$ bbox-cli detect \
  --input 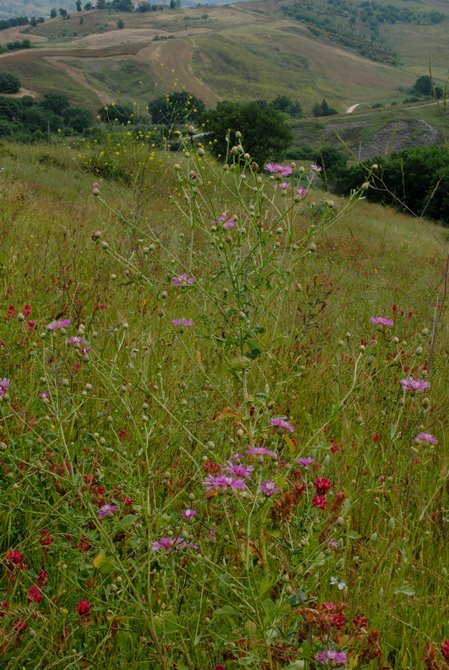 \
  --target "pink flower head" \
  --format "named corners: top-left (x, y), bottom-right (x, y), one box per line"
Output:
top-left (414, 432), bottom-right (438, 445)
top-left (260, 479), bottom-right (281, 496)
top-left (67, 336), bottom-right (87, 346)
top-left (224, 462), bottom-right (254, 479)
top-left (276, 182), bottom-right (290, 190)
top-left (400, 377), bottom-right (430, 392)
top-left (0, 377), bottom-right (9, 397)
top-left (310, 163), bottom-right (322, 173)
top-left (152, 536), bottom-right (195, 552)
top-left (296, 456), bottom-right (314, 469)
top-left (98, 503), bottom-right (118, 518)
top-left (92, 182), bottom-right (101, 195)
top-left (216, 213), bottom-right (237, 229)
top-left (316, 649), bottom-right (347, 666)
top-left (370, 316), bottom-right (394, 327)
top-left (270, 417), bottom-right (294, 433)
top-left (172, 274), bottom-right (195, 287)
top-left (47, 318), bottom-right (71, 331)
top-left (171, 319), bottom-right (193, 327)
top-left (265, 162), bottom-right (293, 177)
top-left (245, 446), bottom-right (277, 458)
top-left (203, 474), bottom-right (246, 492)
top-left (296, 188), bottom-right (308, 198)
top-left (181, 508), bottom-right (197, 520)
